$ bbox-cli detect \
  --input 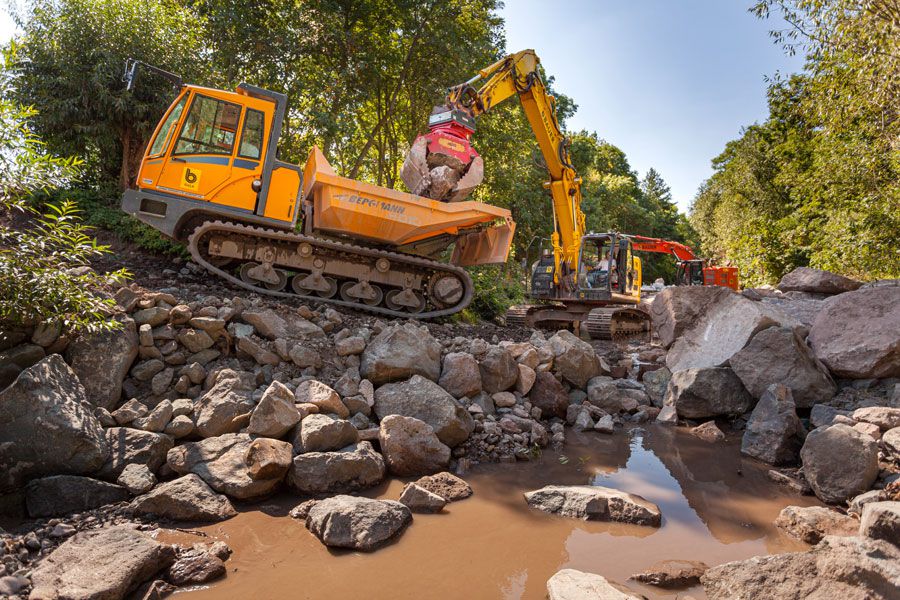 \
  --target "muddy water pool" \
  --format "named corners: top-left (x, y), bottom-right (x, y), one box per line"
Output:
top-left (177, 425), bottom-right (820, 599)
